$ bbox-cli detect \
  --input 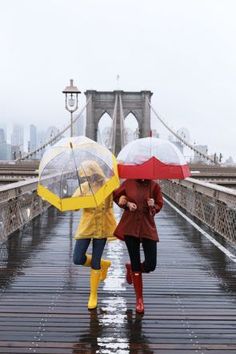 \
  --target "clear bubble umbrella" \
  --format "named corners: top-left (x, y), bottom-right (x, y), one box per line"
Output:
top-left (117, 137), bottom-right (190, 179)
top-left (37, 136), bottom-right (119, 211)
